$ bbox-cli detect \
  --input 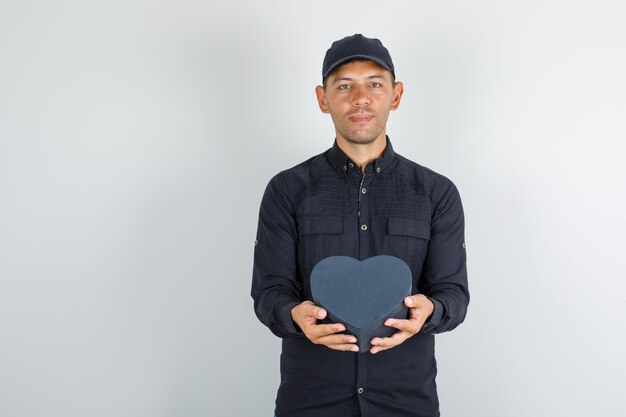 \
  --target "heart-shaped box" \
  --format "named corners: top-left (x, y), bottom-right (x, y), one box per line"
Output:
top-left (310, 255), bottom-right (412, 353)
